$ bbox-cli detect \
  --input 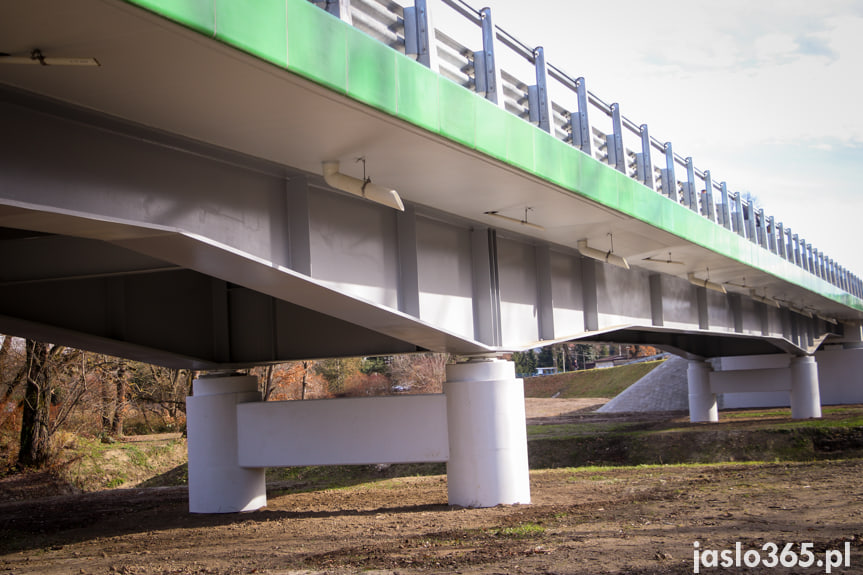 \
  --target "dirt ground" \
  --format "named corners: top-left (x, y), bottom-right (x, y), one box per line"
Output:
top-left (2, 400), bottom-right (863, 575)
